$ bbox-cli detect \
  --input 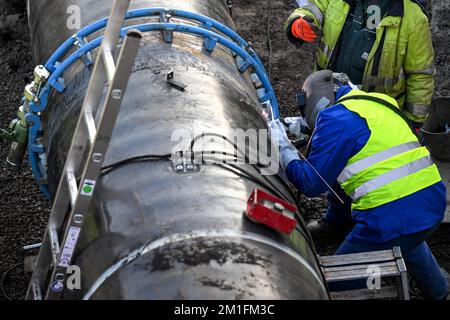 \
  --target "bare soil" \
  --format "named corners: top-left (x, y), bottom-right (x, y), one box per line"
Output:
top-left (0, 0), bottom-right (448, 300)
